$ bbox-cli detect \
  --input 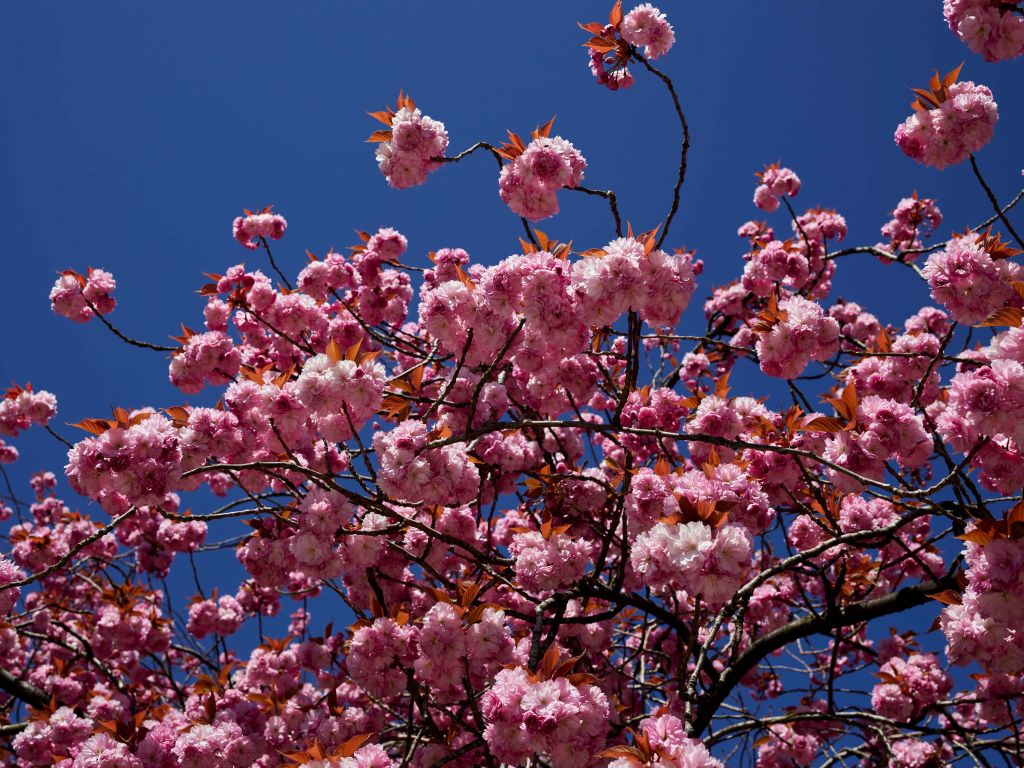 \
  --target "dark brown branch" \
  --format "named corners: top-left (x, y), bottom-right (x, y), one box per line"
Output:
top-left (689, 575), bottom-right (956, 735)
top-left (0, 669), bottom-right (49, 710)
top-left (631, 49), bottom-right (690, 248)
top-left (259, 236), bottom-right (293, 290)
top-left (970, 155), bottom-right (1024, 248)
top-left (84, 299), bottom-right (177, 353)
top-left (570, 185), bottom-right (623, 238)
